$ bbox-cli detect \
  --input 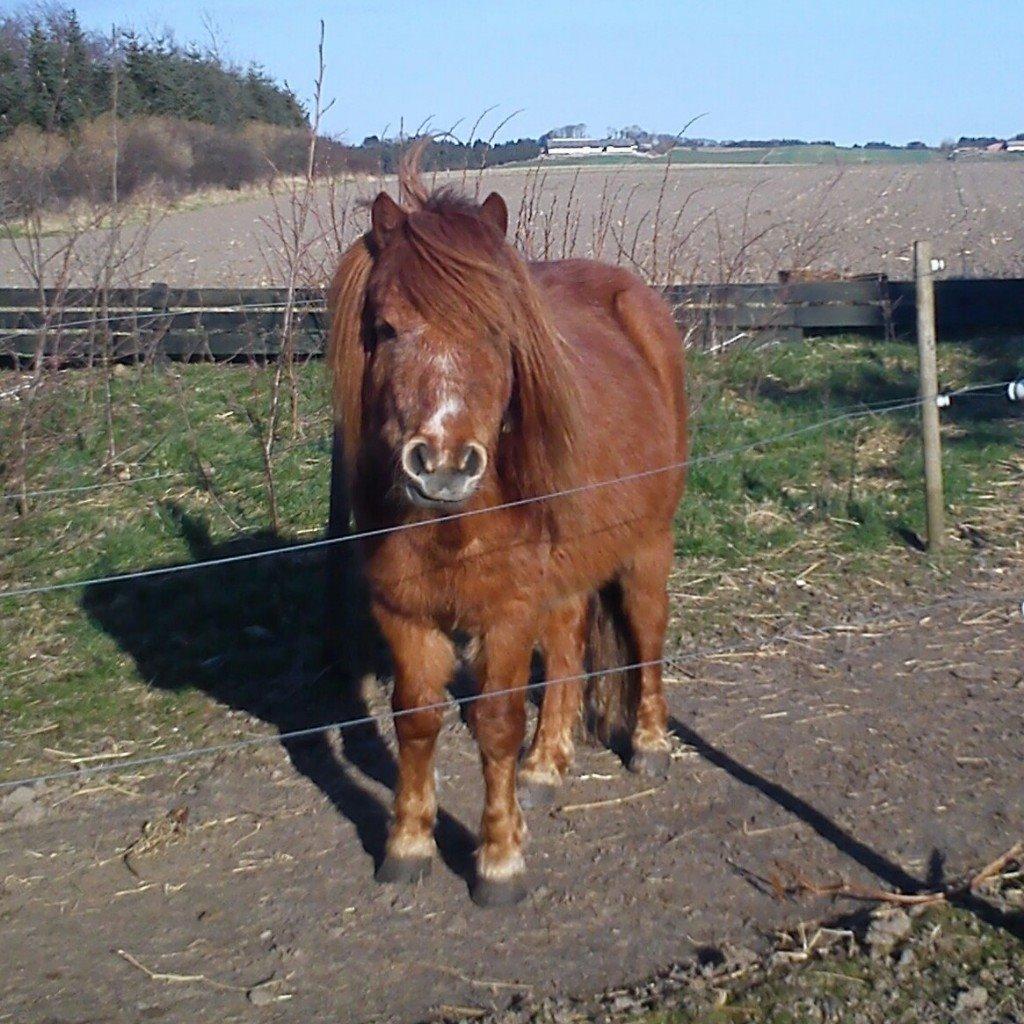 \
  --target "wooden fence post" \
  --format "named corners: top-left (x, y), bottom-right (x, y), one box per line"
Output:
top-left (914, 241), bottom-right (945, 550)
